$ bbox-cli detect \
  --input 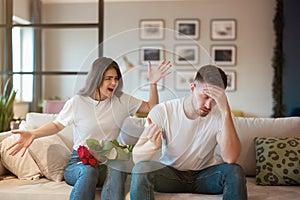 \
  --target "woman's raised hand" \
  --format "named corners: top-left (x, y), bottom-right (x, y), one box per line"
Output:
top-left (148, 59), bottom-right (172, 84)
